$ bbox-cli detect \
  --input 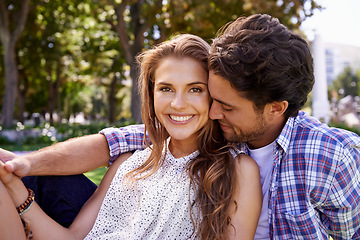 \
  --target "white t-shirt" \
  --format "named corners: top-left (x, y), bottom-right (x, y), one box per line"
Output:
top-left (249, 141), bottom-right (275, 240)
